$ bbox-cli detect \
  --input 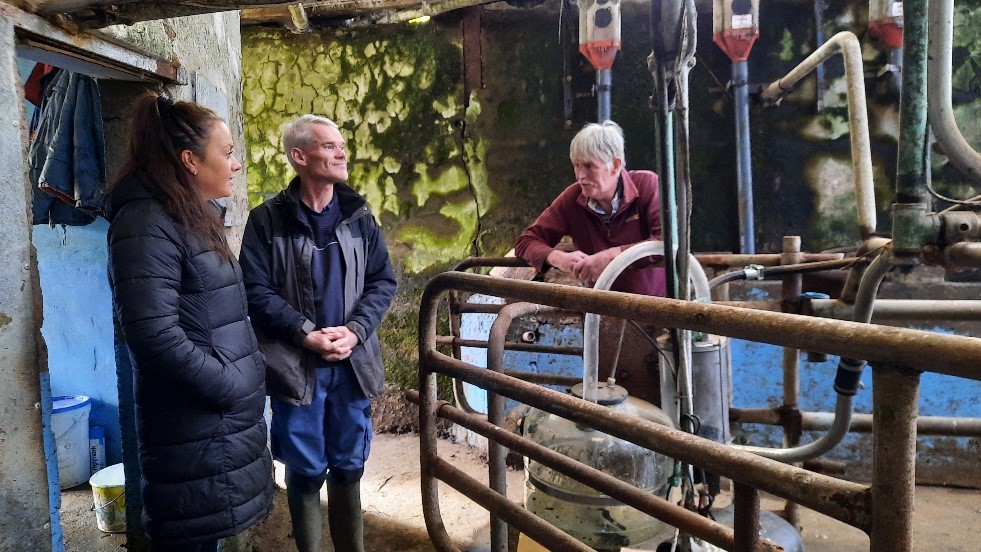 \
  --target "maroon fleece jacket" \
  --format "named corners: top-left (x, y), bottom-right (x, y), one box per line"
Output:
top-left (514, 169), bottom-right (666, 296)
